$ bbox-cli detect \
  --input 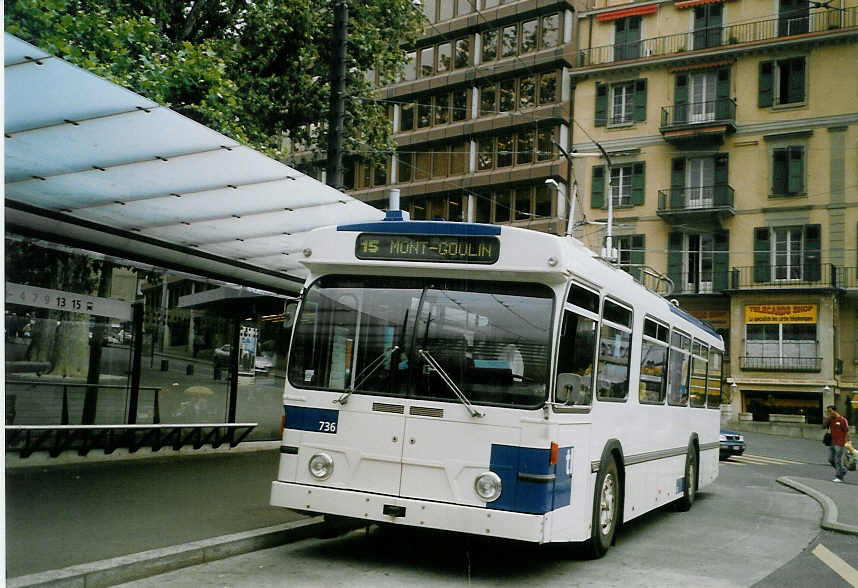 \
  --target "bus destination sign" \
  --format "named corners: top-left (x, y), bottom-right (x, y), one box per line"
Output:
top-left (356, 233), bottom-right (499, 264)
